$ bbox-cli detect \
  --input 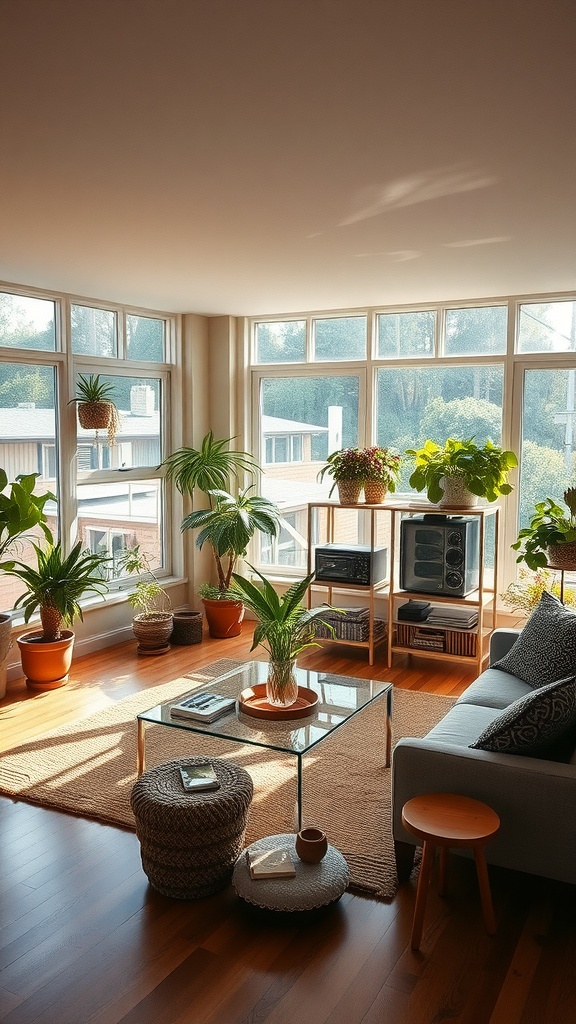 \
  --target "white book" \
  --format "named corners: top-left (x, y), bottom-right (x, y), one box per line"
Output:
top-left (247, 847), bottom-right (296, 879)
top-left (170, 691), bottom-right (236, 722)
